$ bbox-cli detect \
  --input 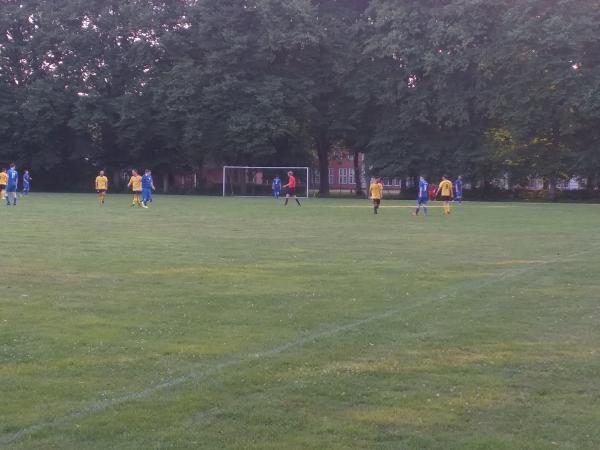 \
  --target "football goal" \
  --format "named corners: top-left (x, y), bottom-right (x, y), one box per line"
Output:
top-left (222, 166), bottom-right (310, 198)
